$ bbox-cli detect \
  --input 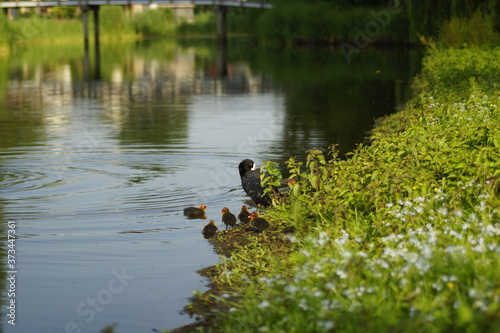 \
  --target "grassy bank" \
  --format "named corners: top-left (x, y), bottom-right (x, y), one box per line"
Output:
top-left (177, 45), bottom-right (500, 332)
